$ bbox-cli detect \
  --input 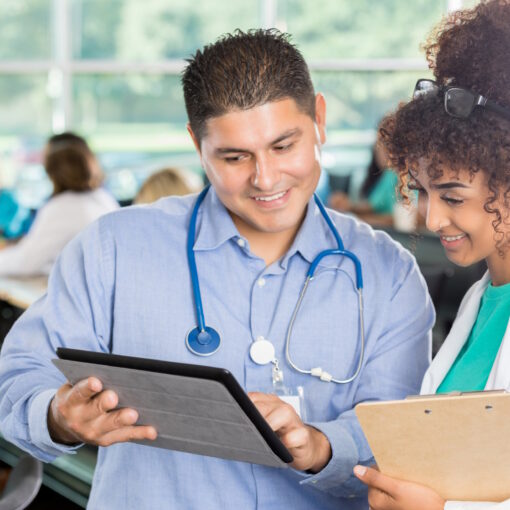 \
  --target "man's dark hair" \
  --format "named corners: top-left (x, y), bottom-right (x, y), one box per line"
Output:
top-left (182, 29), bottom-right (316, 142)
